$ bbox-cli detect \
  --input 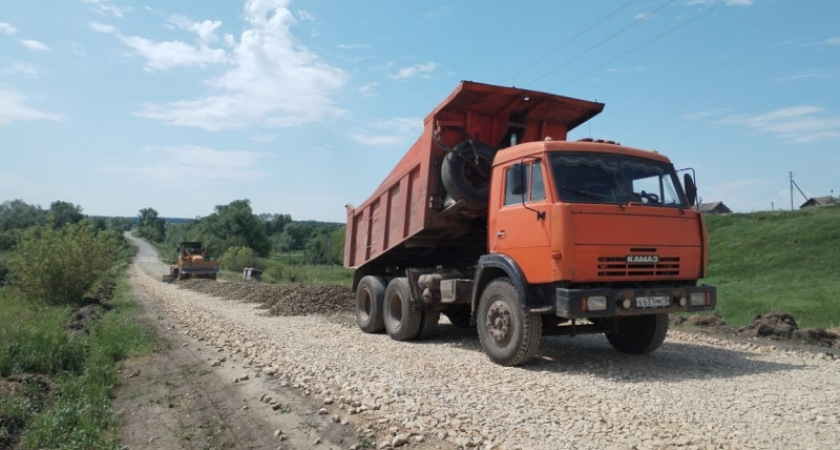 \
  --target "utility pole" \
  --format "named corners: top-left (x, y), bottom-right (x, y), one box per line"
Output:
top-left (771, 201), bottom-right (774, 211)
top-left (789, 171), bottom-right (809, 210)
